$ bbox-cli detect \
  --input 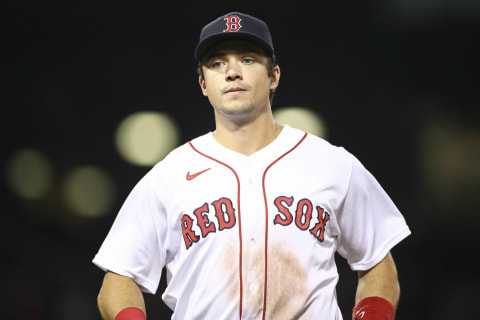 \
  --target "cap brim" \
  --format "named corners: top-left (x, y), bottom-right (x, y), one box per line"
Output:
top-left (195, 32), bottom-right (274, 61)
